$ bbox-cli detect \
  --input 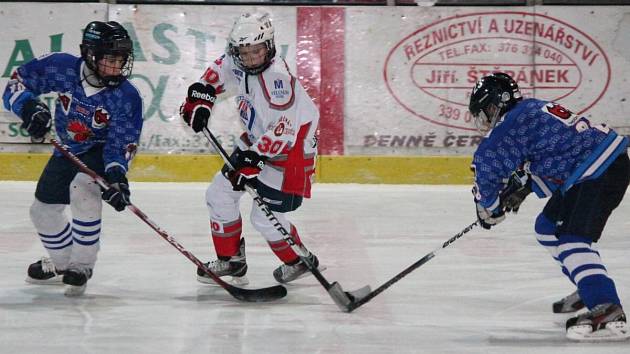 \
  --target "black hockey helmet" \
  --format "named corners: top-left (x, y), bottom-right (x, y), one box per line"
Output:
top-left (80, 21), bottom-right (134, 87)
top-left (469, 72), bottom-right (522, 133)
